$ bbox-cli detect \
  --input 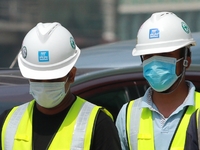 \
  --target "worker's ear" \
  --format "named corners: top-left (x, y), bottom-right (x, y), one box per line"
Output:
top-left (68, 67), bottom-right (77, 83)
